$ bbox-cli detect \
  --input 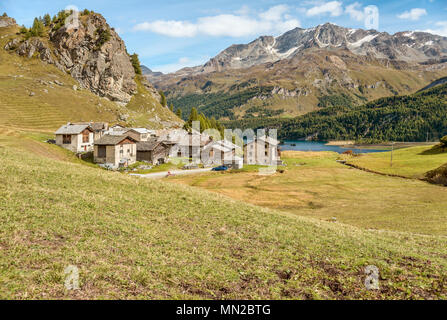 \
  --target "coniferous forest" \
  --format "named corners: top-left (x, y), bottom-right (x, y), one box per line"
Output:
top-left (223, 83), bottom-right (447, 142)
